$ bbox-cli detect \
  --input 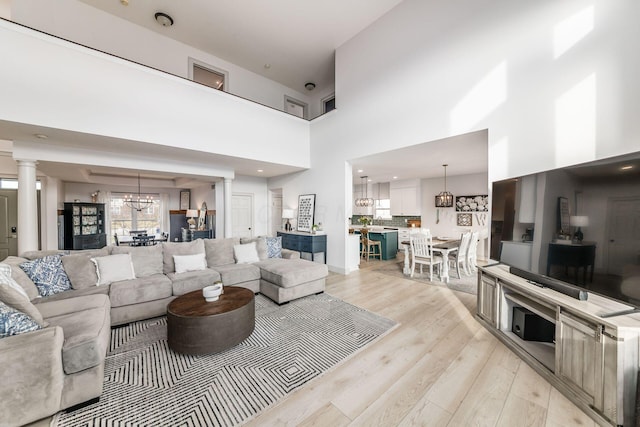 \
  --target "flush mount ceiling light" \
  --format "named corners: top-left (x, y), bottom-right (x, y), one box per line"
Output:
top-left (435, 164), bottom-right (454, 207)
top-left (154, 12), bottom-right (174, 27)
top-left (355, 176), bottom-right (374, 207)
top-left (304, 82), bottom-right (316, 91)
